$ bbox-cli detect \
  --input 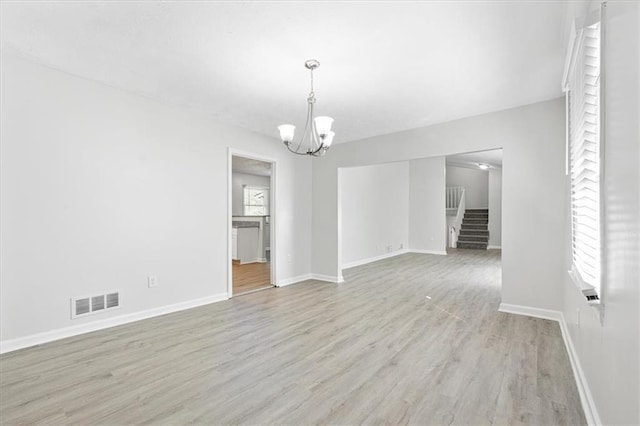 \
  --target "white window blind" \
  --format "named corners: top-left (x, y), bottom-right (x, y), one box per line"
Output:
top-left (565, 14), bottom-right (602, 298)
top-left (243, 186), bottom-right (269, 216)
